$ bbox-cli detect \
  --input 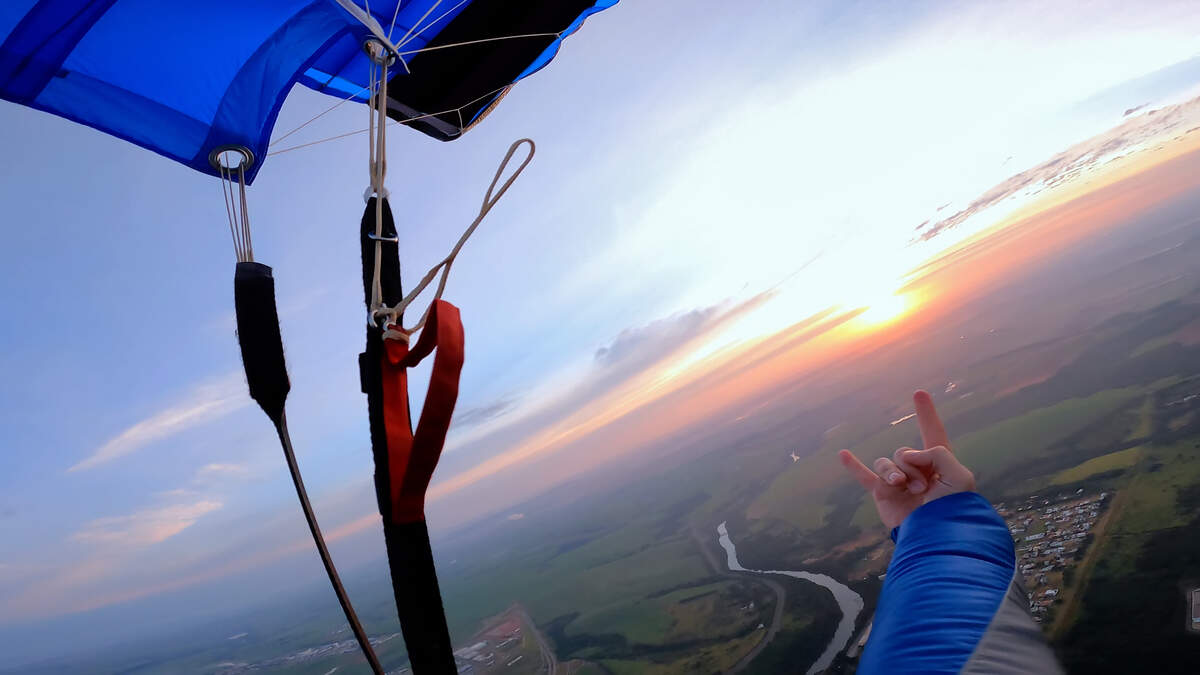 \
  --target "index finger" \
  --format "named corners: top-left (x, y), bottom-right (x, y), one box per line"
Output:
top-left (913, 390), bottom-right (951, 451)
